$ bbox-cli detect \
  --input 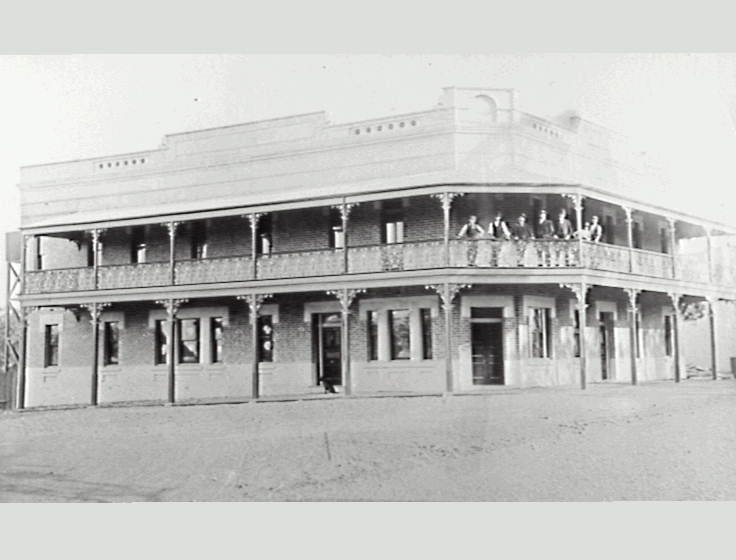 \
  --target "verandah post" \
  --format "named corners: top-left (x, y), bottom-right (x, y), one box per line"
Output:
top-left (668, 292), bottom-right (682, 383)
top-left (707, 296), bottom-right (718, 380)
top-left (626, 288), bottom-right (640, 385)
top-left (623, 206), bottom-right (634, 273)
top-left (167, 221), bottom-right (178, 285)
